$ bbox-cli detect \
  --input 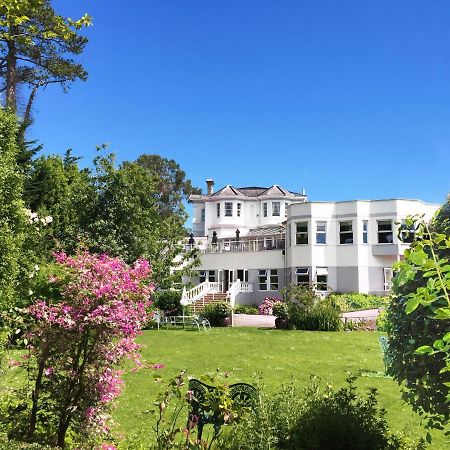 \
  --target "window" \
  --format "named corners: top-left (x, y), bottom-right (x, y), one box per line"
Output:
top-left (384, 268), bottom-right (393, 291)
top-left (285, 202), bottom-right (289, 218)
top-left (199, 270), bottom-right (215, 283)
top-left (201, 208), bottom-right (205, 223)
top-left (363, 220), bottom-right (368, 244)
top-left (216, 203), bottom-right (220, 218)
top-left (272, 201), bottom-right (280, 216)
top-left (378, 220), bottom-right (393, 244)
top-left (296, 222), bottom-right (308, 244)
top-left (237, 203), bottom-right (241, 217)
top-left (199, 270), bottom-right (207, 283)
top-left (400, 220), bottom-right (415, 243)
top-left (287, 223), bottom-right (291, 247)
top-left (263, 202), bottom-right (268, 217)
top-left (208, 270), bottom-right (216, 282)
top-left (295, 267), bottom-right (309, 285)
top-left (339, 221), bottom-right (353, 244)
top-left (225, 202), bottom-right (233, 217)
top-left (316, 221), bottom-right (327, 244)
top-left (315, 267), bottom-right (328, 291)
top-left (237, 269), bottom-right (249, 282)
top-left (259, 269), bottom-right (278, 291)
